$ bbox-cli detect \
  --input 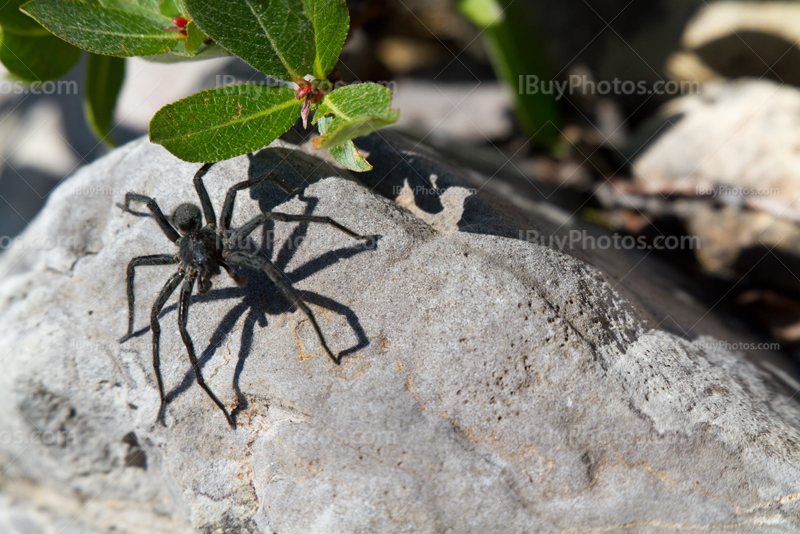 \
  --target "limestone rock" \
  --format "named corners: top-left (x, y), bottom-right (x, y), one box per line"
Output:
top-left (1, 135), bottom-right (799, 532)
